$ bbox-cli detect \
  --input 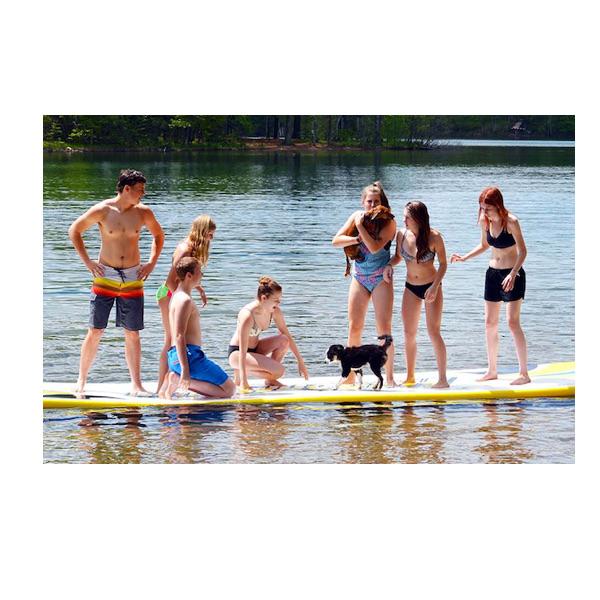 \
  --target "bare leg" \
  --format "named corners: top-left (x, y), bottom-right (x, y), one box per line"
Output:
top-left (256, 334), bottom-right (290, 387)
top-left (346, 278), bottom-right (370, 384)
top-left (124, 329), bottom-right (149, 394)
top-left (506, 300), bottom-right (530, 384)
top-left (156, 296), bottom-right (171, 396)
top-left (167, 371), bottom-right (237, 399)
top-left (402, 287), bottom-right (422, 384)
top-left (76, 328), bottom-right (104, 394)
top-left (165, 371), bottom-right (179, 400)
top-left (425, 287), bottom-right (448, 388)
top-left (189, 377), bottom-right (236, 398)
top-left (229, 348), bottom-right (285, 388)
top-left (371, 279), bottom-right (397, 386)
top-left (479, 301), bottom-right (501, 381)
